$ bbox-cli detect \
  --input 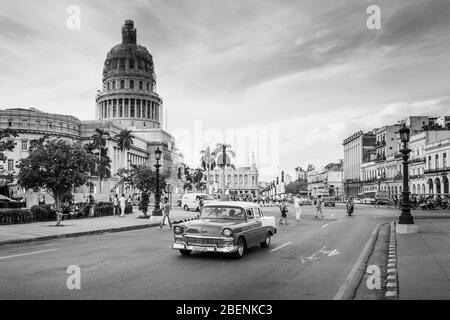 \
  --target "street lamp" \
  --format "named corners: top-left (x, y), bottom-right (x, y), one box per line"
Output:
top-left (397, 123), bottom-right (418, 233)
top-left (153, 147), bottom-right (162, 216)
